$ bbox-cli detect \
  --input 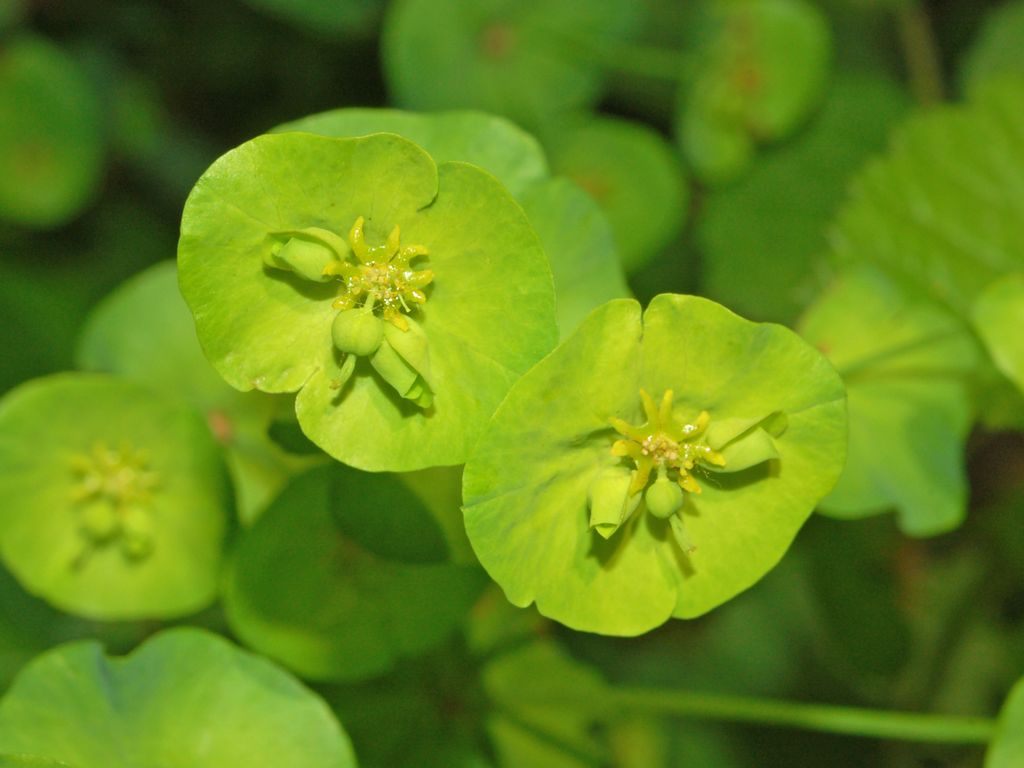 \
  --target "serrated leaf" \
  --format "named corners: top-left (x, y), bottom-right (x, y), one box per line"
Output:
top-left (463, 295), bottom-right (846, 635)
top-left (831, 78), bottom-right (1024, 316)
top-left (0, 629), bottom-right (355, 767)
top-left (223, 466), bottom-right (487, 681)
top-left (799, 266), bottom-right (979, 536)
top-left (0, 374), bottom-right (230, 620)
